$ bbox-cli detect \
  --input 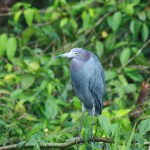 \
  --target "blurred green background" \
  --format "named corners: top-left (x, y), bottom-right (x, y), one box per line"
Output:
top-left (0, 0), bottom-right (150, 149)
